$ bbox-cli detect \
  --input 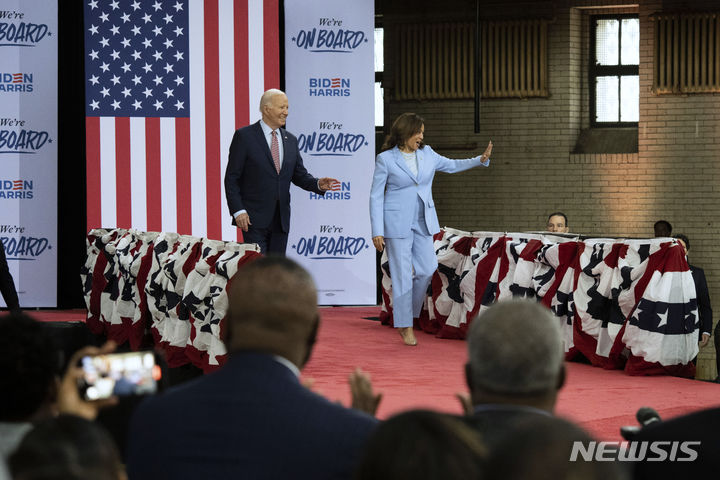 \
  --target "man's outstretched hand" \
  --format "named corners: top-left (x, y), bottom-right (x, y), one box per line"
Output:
top-left (318, 177), bottom-right (339, 191)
